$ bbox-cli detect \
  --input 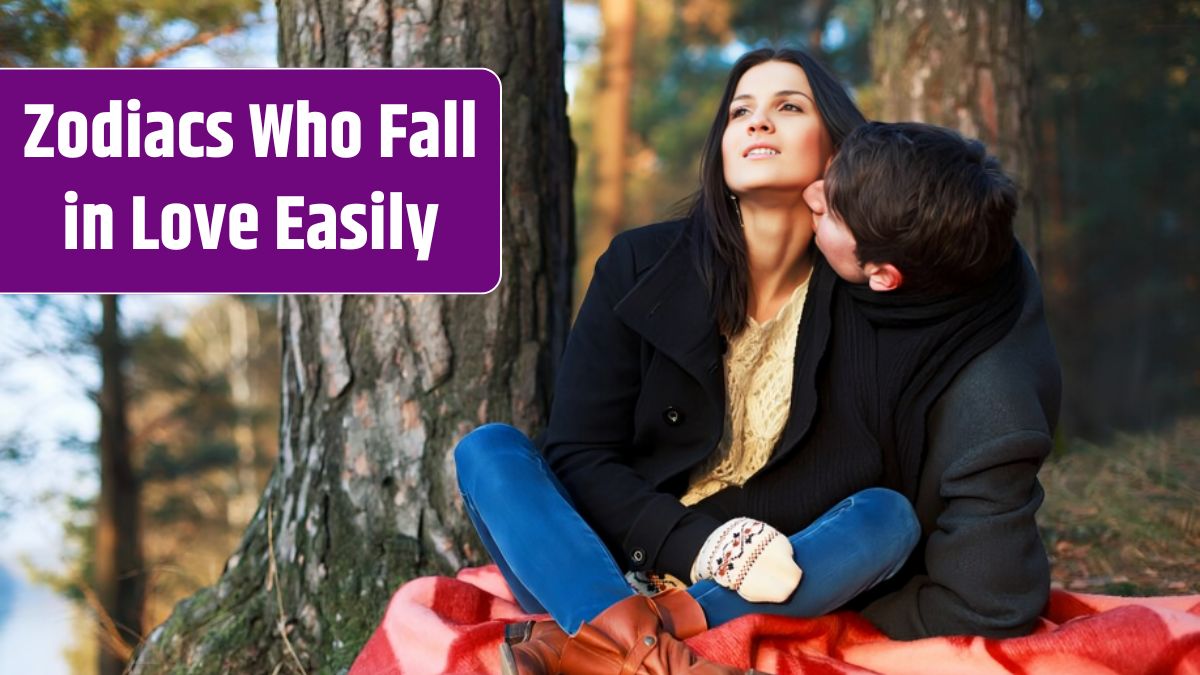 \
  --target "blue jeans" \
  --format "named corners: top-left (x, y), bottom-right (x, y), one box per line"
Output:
top-left (455, 423), bottom-right (920, 634)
